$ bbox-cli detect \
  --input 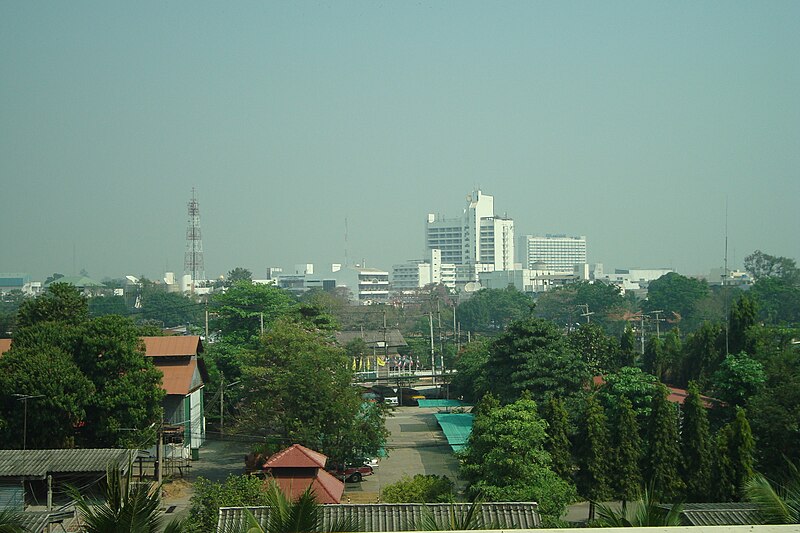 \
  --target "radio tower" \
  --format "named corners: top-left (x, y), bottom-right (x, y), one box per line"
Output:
top-left (184, 188), bottom-right (205, 291)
